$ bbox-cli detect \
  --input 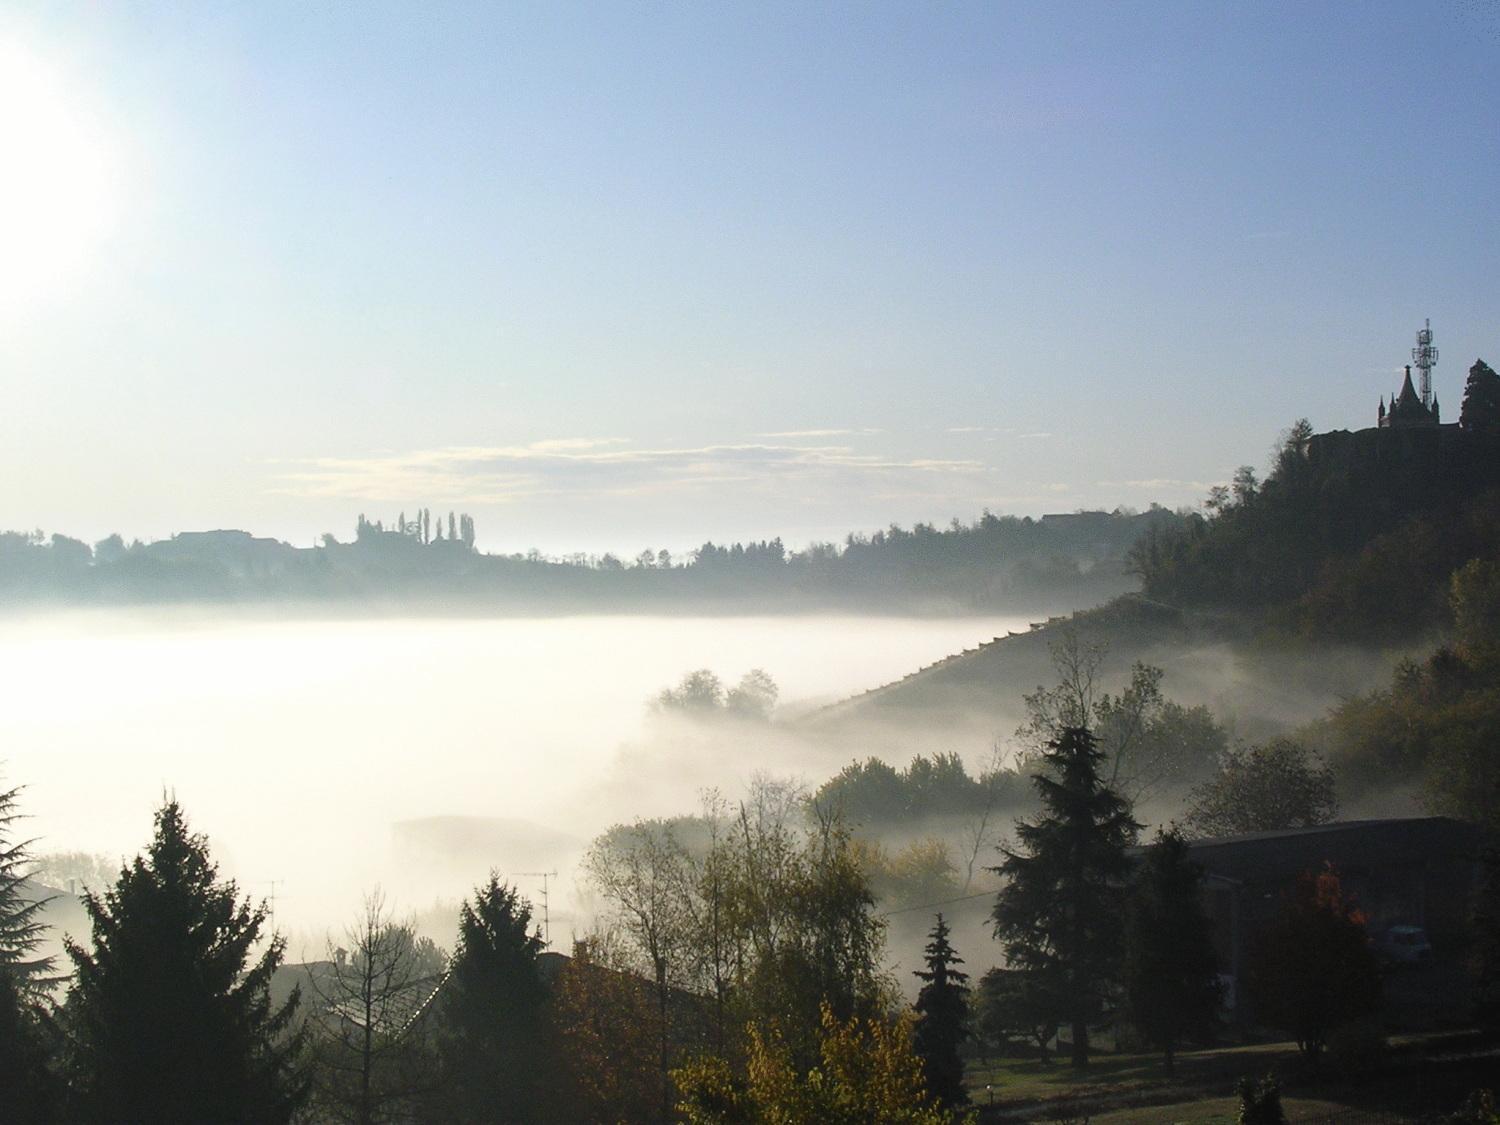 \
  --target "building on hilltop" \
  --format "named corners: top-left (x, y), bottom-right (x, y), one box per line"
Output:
top-left (1378, 319), bottom-right (1448, 430)
top-left (1378, 364), bottom-right (1443, 429)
